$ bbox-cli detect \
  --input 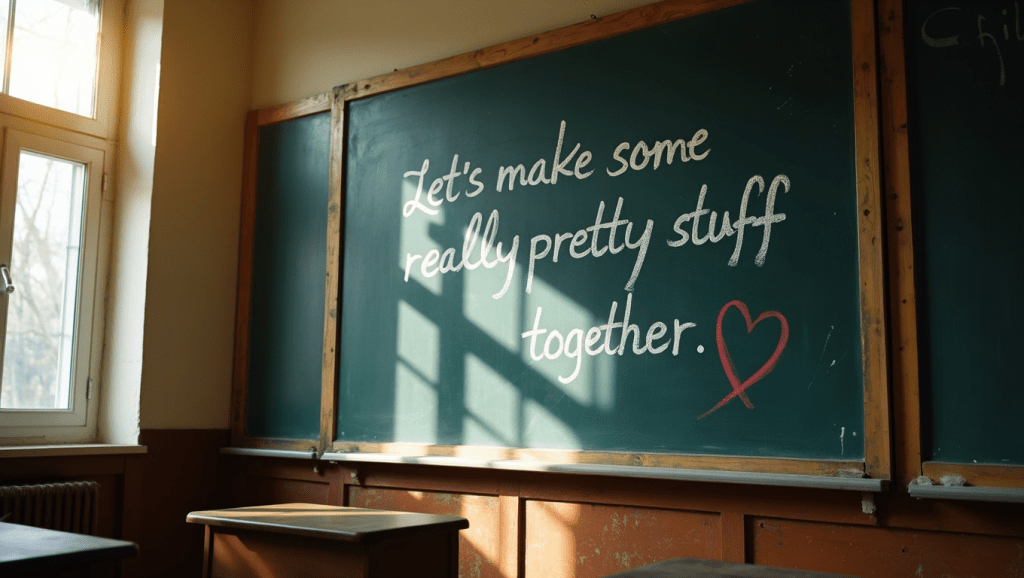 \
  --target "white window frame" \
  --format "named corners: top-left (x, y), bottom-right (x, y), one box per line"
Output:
top-left (0, 0), bottom-right (121, 444)
top-left (0, 0), bottom-right (122, 140)
top-left (0, 129), bottom-right (104, 434)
